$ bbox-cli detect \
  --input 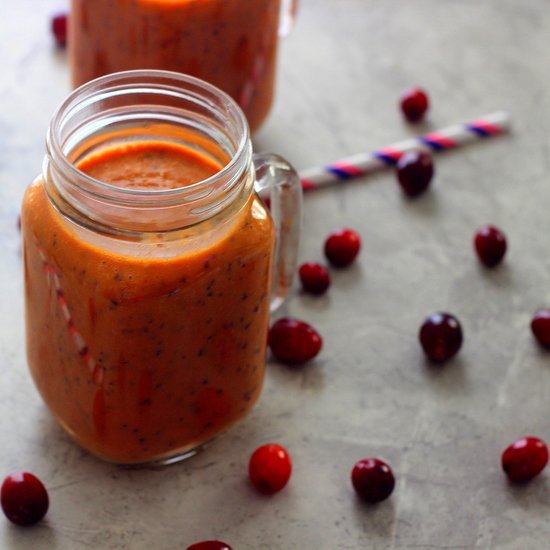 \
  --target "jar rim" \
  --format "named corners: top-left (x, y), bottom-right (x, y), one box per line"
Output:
top-left (47, 69), bottom-right (251, 204)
